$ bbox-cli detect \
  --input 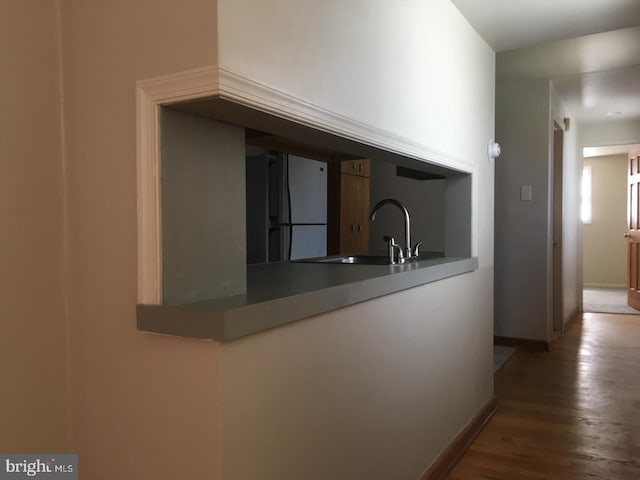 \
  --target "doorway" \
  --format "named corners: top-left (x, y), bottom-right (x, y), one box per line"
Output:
top-left (552, 124), bottom-right (563, 331)
top-left (582, 147), bottom-right (634, 313)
